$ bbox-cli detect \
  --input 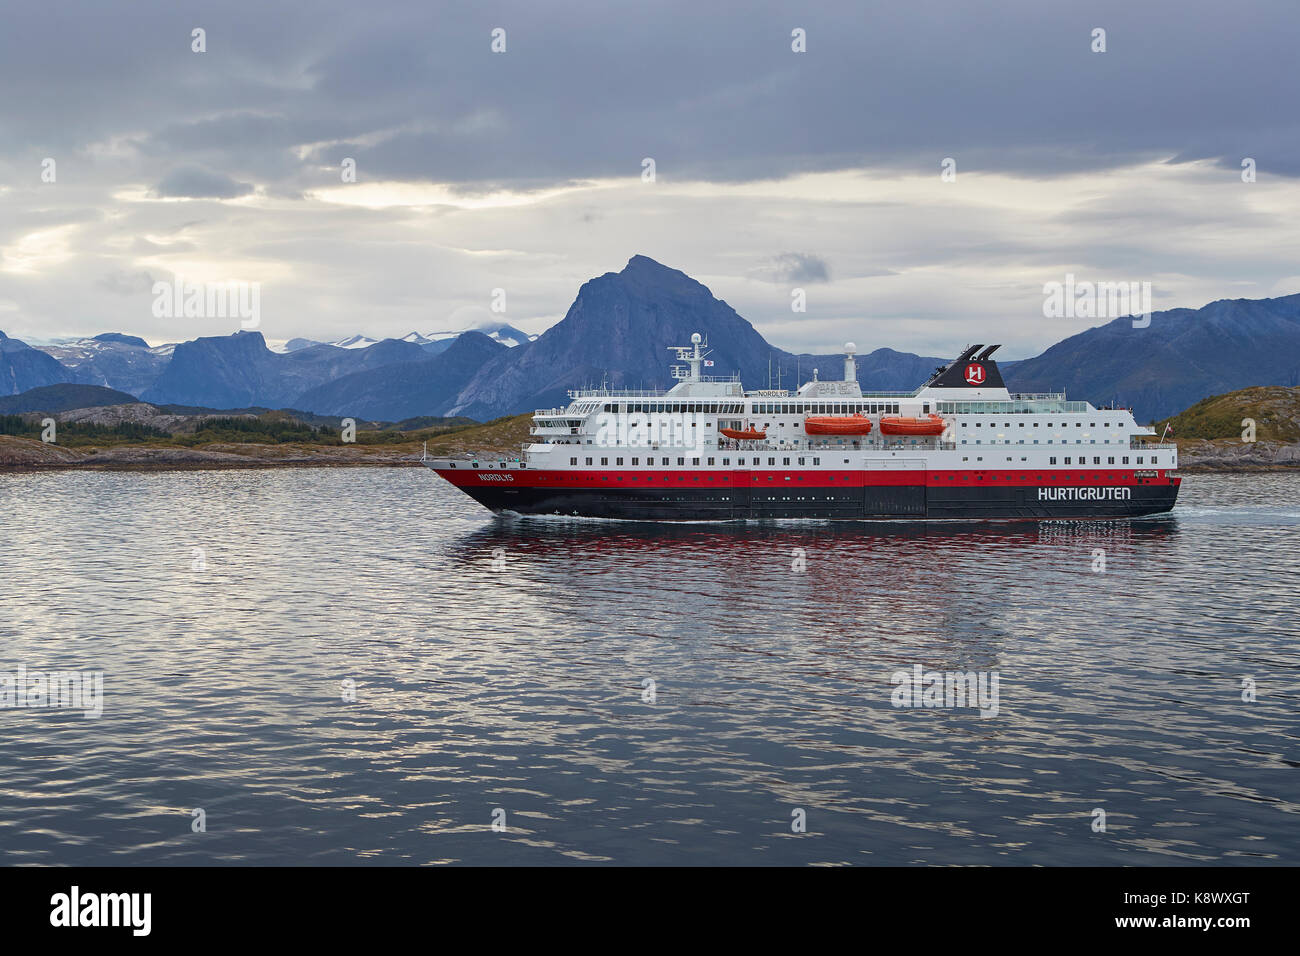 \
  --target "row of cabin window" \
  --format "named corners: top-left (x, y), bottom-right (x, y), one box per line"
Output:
top-left (569, 456), bottom-right (824, 467)
top-left (605, 402), bottom-right (744, 414)
top-left (1048, 456), bottom-right (1156, 465)
top-left (965, 421), bottom-right (1120, 428)
top-left (601, 402), bottom-right (900, 415)
top-left (751, 403), bottom-right (900, 415)
top-left (960, 455), bottom-right (1162, 466)
top-left (963, 439), bottom-right (1124, 445)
